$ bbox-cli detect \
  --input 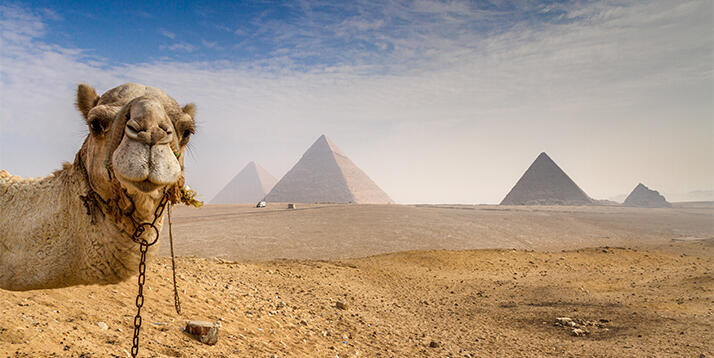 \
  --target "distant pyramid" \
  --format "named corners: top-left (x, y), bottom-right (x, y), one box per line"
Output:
top-left (623, 183), bottom-right (671, 208)
top-left (501, 152), bottom-right (594, 205)
top-left (264, 135), bottom-right (393, 204)
top-left (210, 161), bottom-right (277, 204)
